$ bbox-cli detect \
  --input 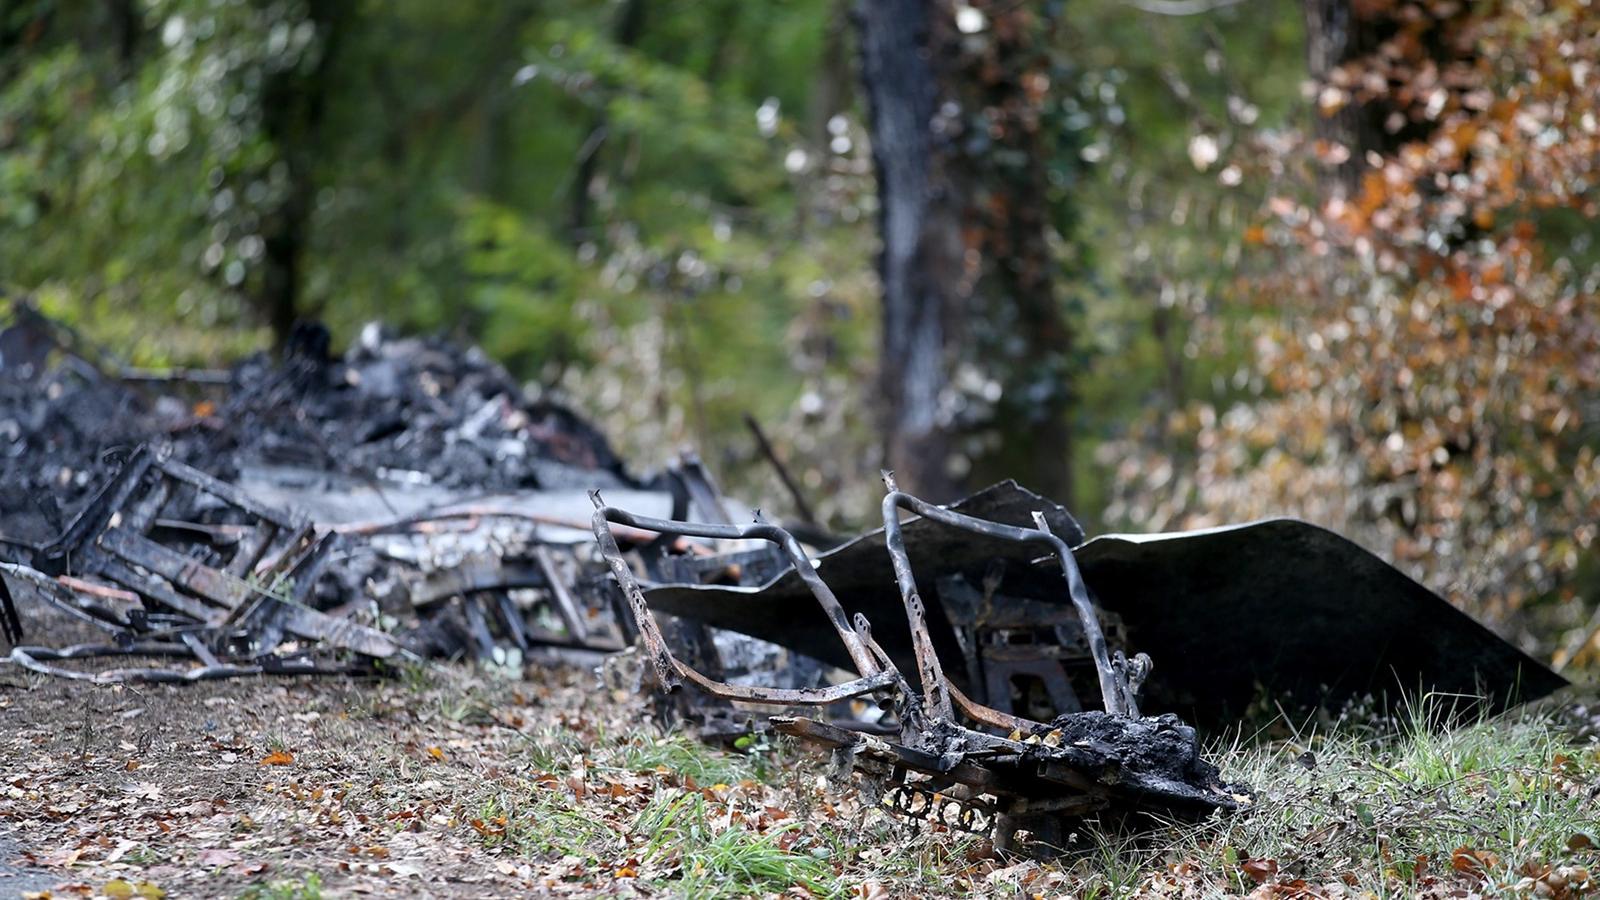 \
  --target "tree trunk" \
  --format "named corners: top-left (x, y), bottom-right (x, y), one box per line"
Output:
top-left (1302, 0), bottom-right (1470, 194)
top-left (568, 0), bottom-right (646, 247)
top-left (257, 0), bottom-right (346, 347)
top-left (855, 0), bottom-right (959, 501)
top-left (856, 0), bottom-right (1074, 504)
